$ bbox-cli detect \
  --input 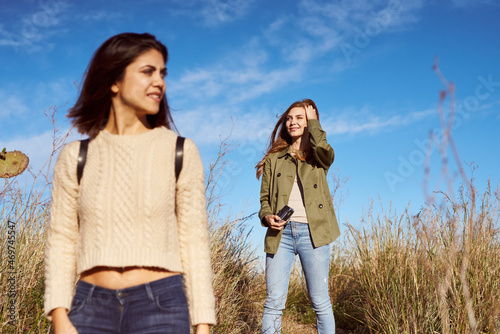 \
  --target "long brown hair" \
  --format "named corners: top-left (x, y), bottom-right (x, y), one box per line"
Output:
top-left (67, 32), bottom-right (176, 138)
top-left (255, 99), bottom-right (319, 179)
